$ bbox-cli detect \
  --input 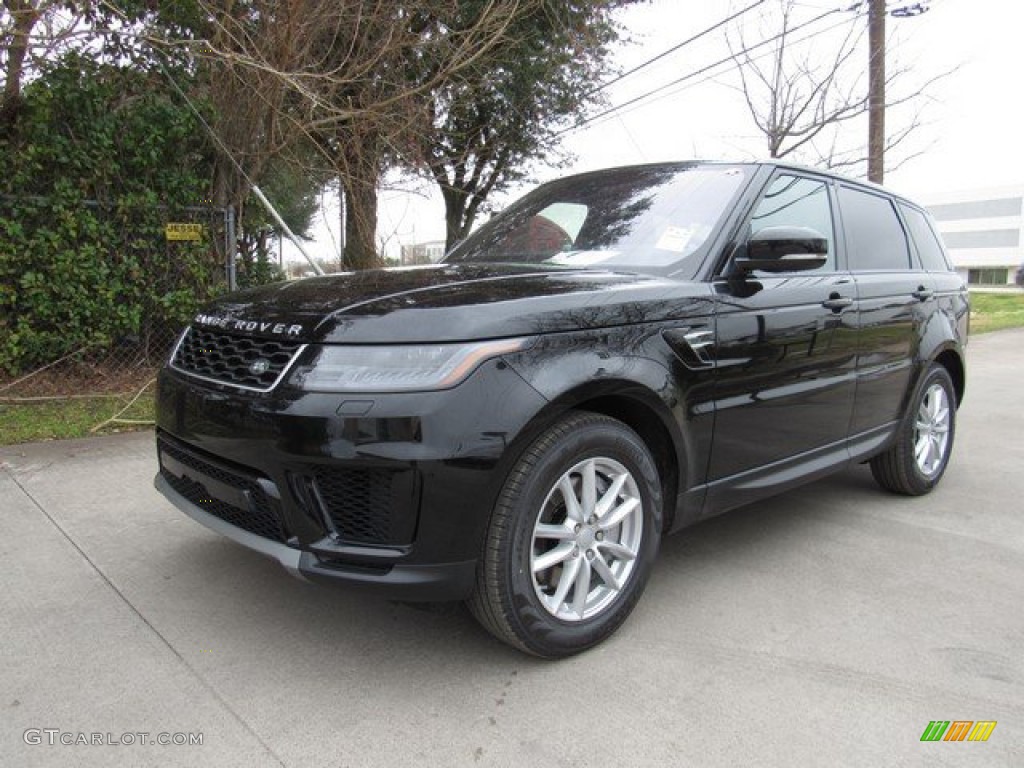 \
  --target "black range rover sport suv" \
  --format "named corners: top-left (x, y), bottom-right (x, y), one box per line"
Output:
top-left (155, 161), bottom-right (968, 657)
